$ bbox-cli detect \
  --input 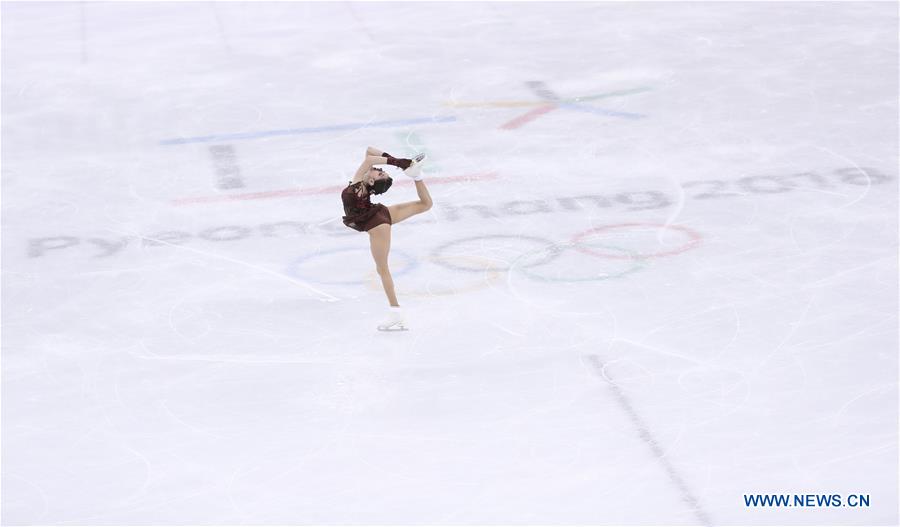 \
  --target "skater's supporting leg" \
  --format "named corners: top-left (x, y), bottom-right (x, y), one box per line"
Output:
top-left (387, 180), bottom-right (433, 224)
top-left (368, 223), bottom-right (399, 307)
